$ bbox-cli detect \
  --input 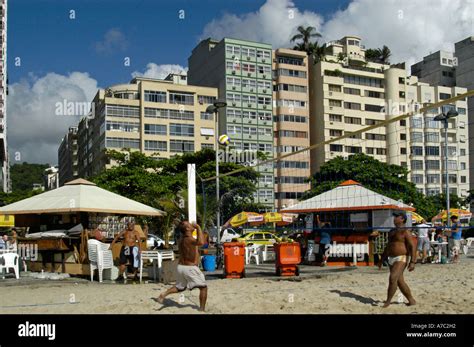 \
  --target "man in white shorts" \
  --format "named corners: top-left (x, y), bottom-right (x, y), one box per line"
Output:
top-left (156, 221), bottom-right (207, 311)
top-left (416, 219), bottom-right (432, 264)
